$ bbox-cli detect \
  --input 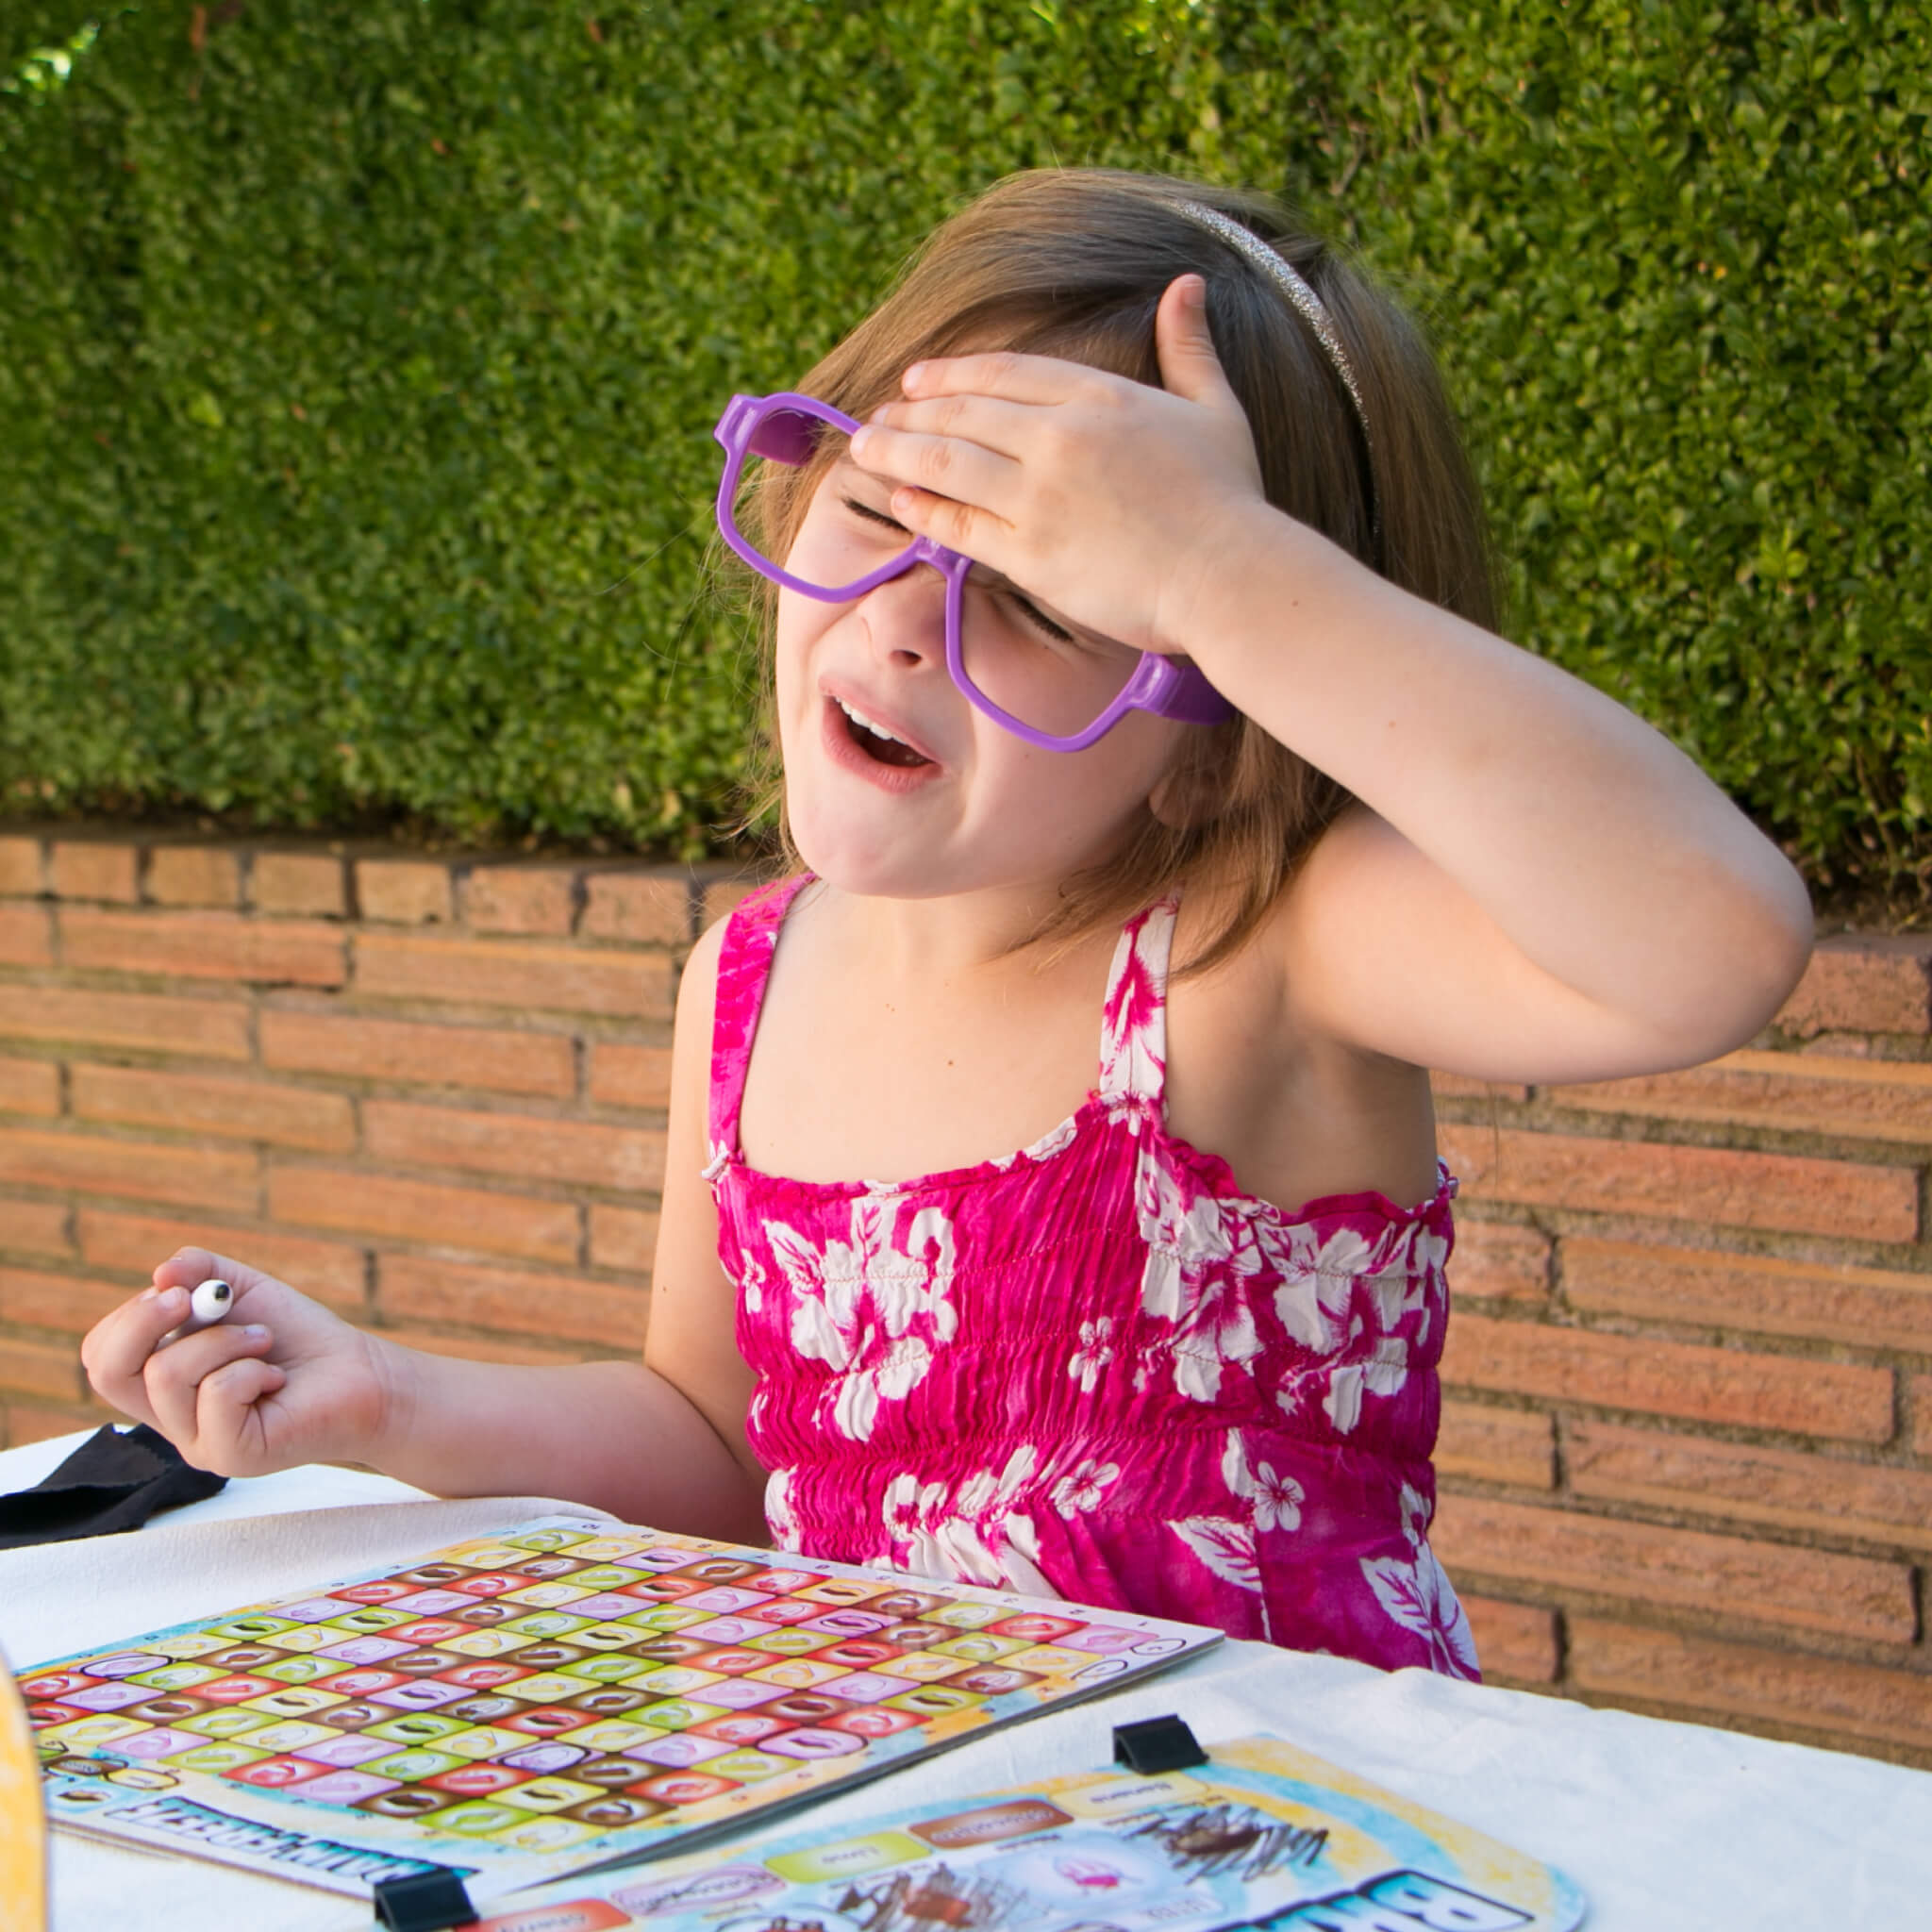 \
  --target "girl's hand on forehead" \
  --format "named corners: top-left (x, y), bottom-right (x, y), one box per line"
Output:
top-left (849, 275), bottom-right (1267, 659)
